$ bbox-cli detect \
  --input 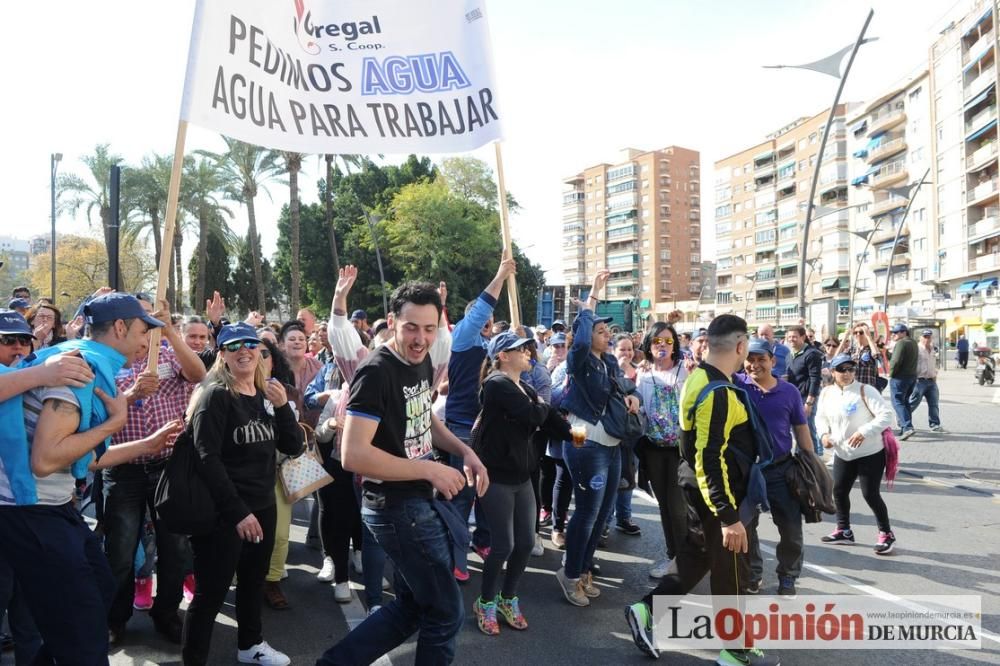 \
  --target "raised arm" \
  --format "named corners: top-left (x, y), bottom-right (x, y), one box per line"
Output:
top-left (327, 265), bottom-right (367, 382)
